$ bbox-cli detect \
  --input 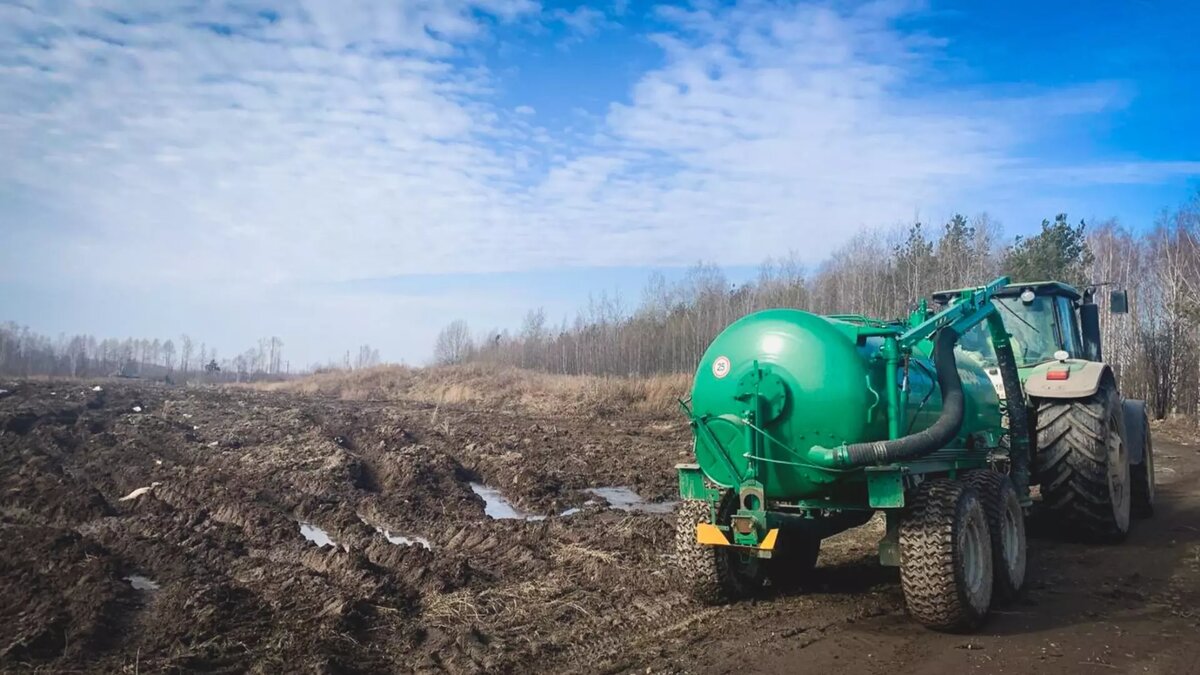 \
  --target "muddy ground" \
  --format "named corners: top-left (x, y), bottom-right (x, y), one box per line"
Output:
top-left (1, 381), bottom-right (1197, 674)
